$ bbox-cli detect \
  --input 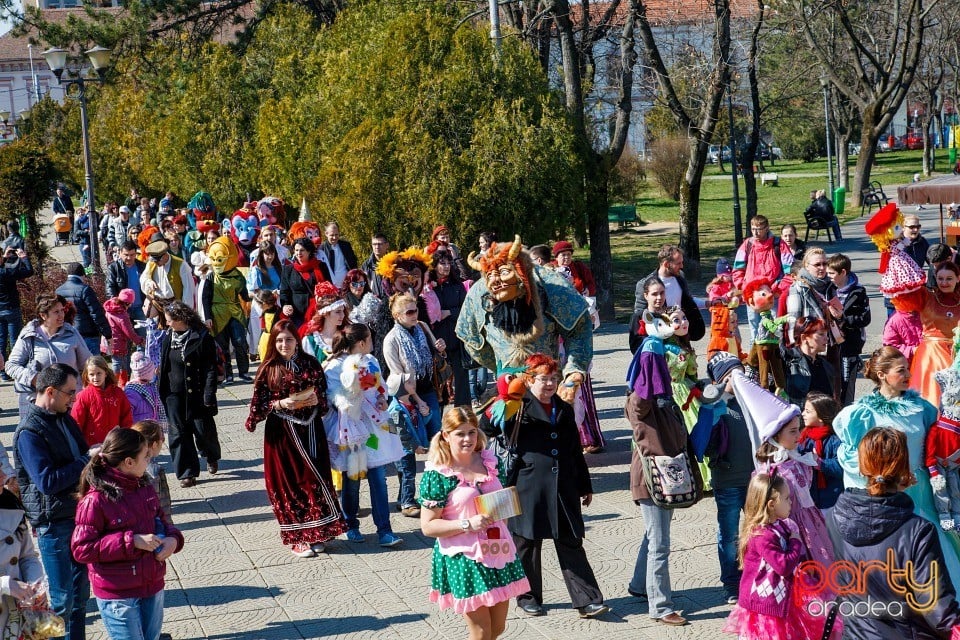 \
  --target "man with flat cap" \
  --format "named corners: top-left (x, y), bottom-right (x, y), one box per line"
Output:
top-left (140, 238), bottom-right (196, 312)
